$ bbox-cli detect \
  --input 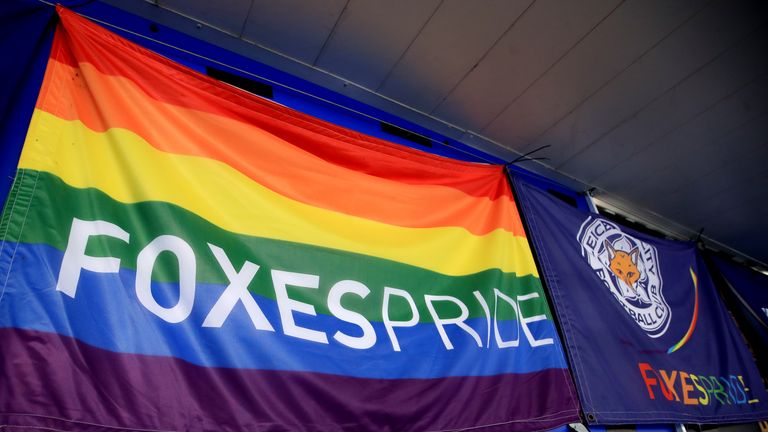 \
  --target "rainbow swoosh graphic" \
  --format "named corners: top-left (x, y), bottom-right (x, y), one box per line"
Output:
top-left (667, 267), bottom-right (700, 354)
